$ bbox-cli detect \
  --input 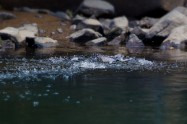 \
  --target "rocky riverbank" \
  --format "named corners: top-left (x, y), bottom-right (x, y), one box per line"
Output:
top-left (1, 0), bottom-right (187, 55)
